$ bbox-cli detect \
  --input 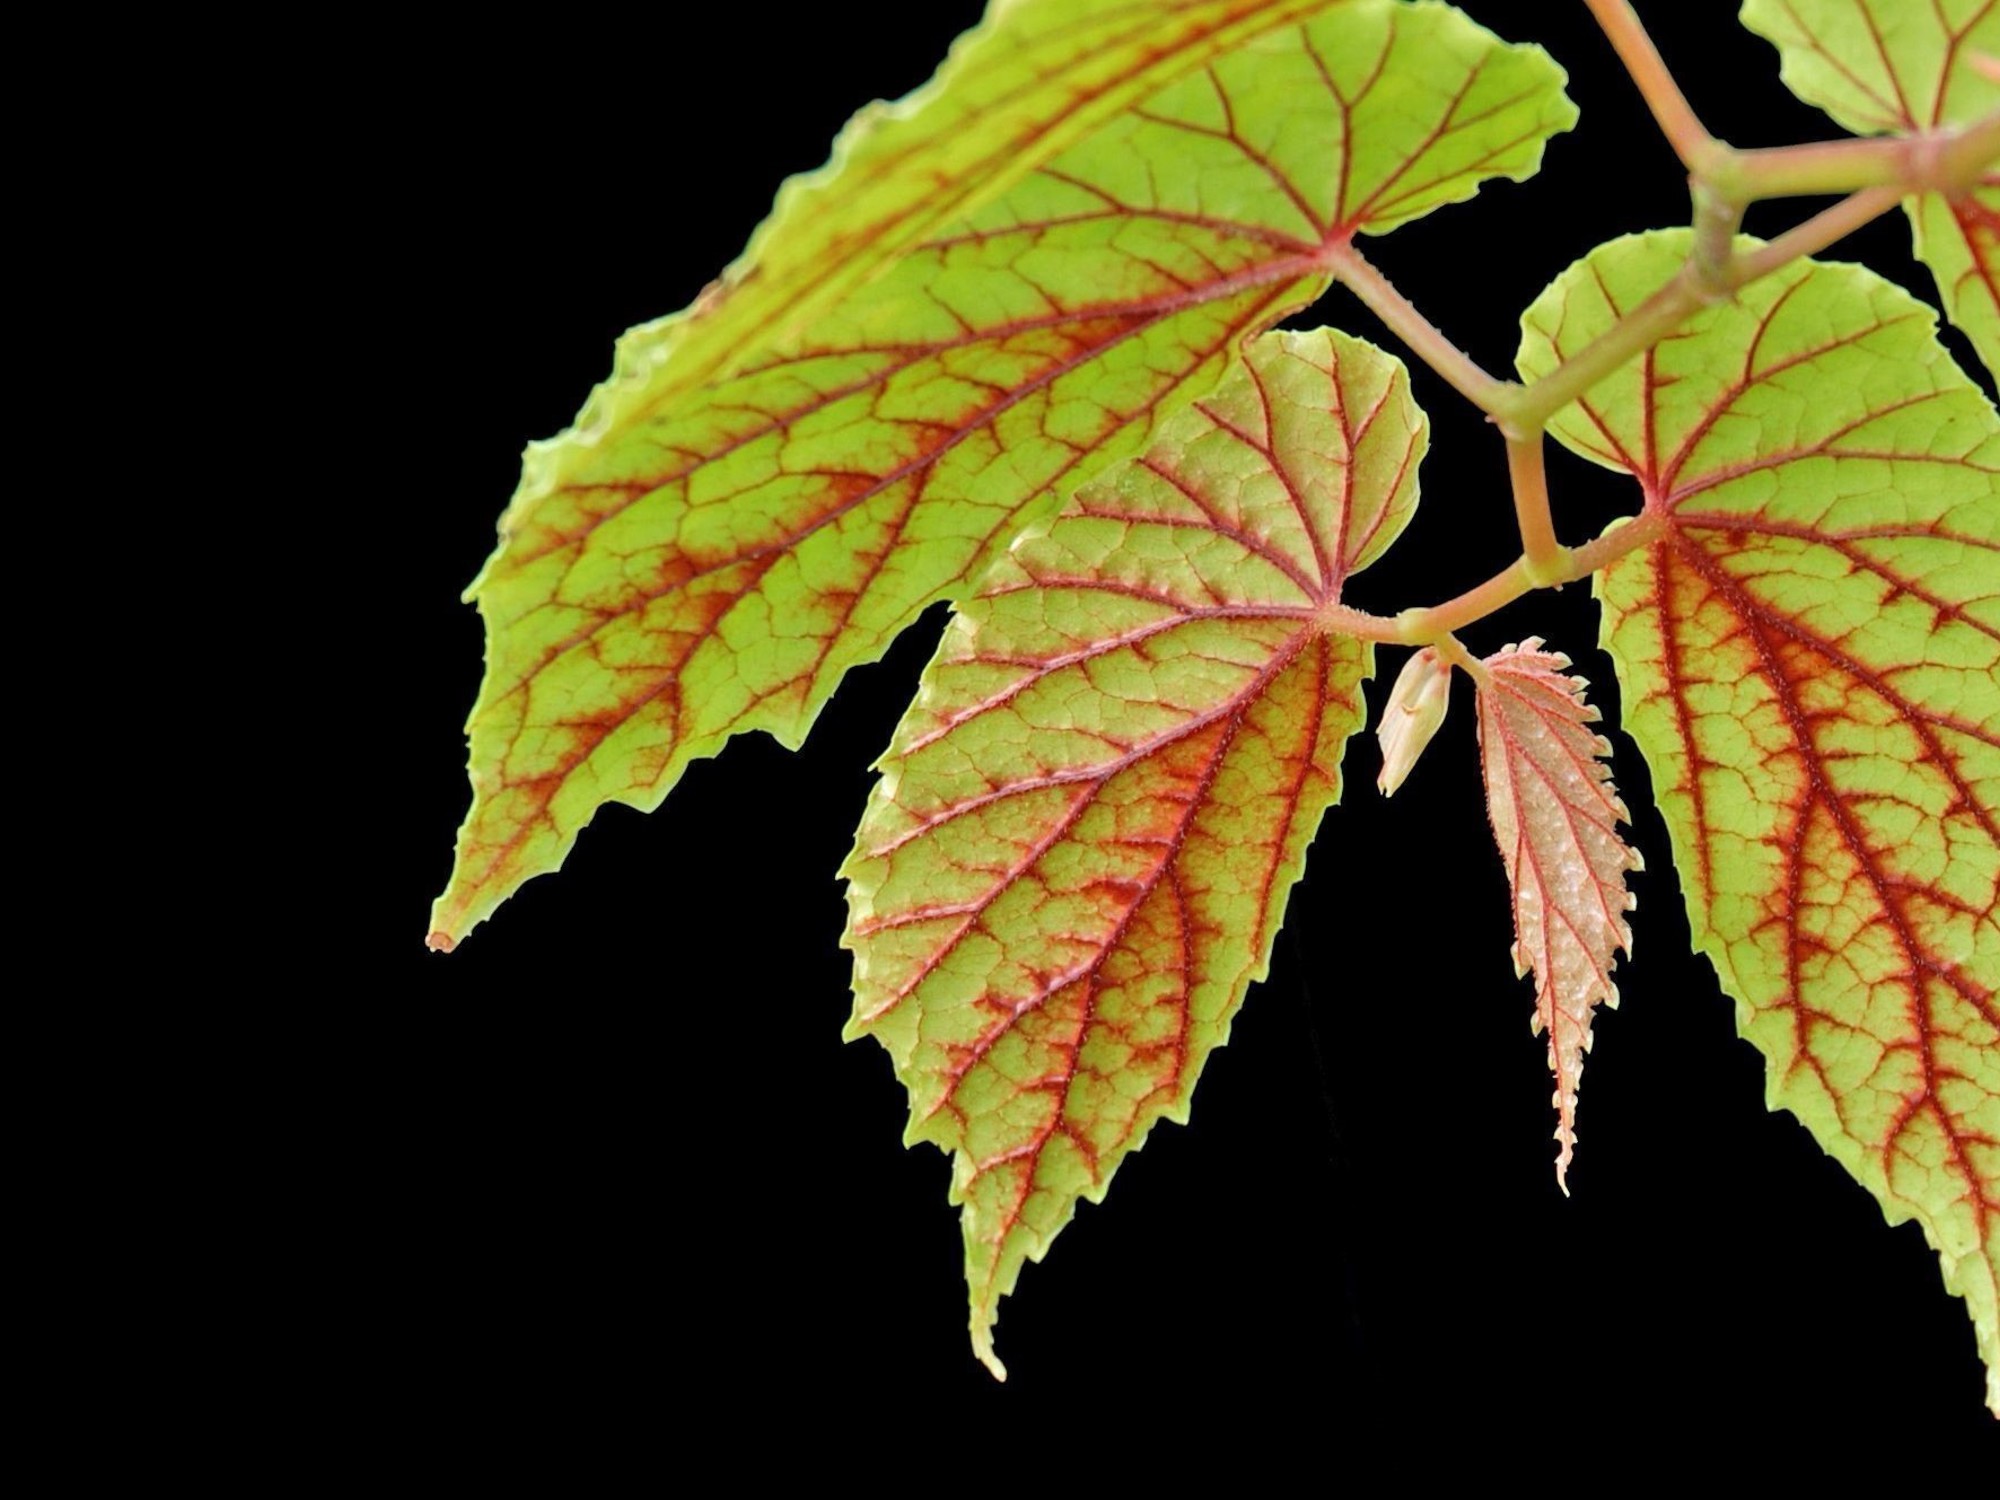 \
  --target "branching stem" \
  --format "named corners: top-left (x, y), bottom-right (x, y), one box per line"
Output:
top-left (1732, 183), bottom-right (1908, 279)
top-left (1334, 177), bottom-right (1908, 646)
top-left (1394, 512), bottom-right (1668, 646)
top-left (1432, 632), bottom-right (1491, 687)
top-left (1717, 113), bottom-right (2000, 199)
top-left (1497, 182), bottom-right (1906, 436)
top-left (1327, 3), bottom-right (2000, 650)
